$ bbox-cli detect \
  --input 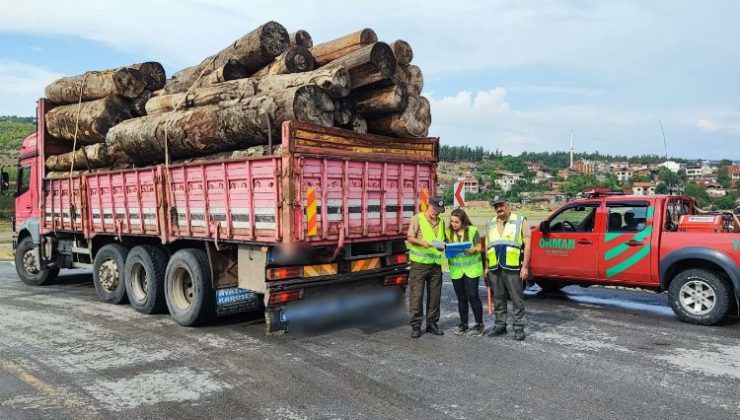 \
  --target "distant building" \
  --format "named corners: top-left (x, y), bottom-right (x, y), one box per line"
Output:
top-left (729, 165), bottom-right (740, 188)
top-left (659, 160), bottom-right (683, 173)
top-left (520, 191), bottom-right (569, 207)
top-left (610, 161), bottom-right (630, 170)
top-left (573, 159), bottom-right (596, 175)
top-left (706, 184), bottom-right (727, 198)
top-left (460, 173), bottom-right (479, 194)
top-left (558, 168), bottom-right (577, 180)
top-left (632, 182), bottom-right (656, 196)
top-left (686, 163), bottom-right (714, 180)
top-left (495, 170), bottom-right (523, 192)
top-left (613, 168), bottom-right (633, 182)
